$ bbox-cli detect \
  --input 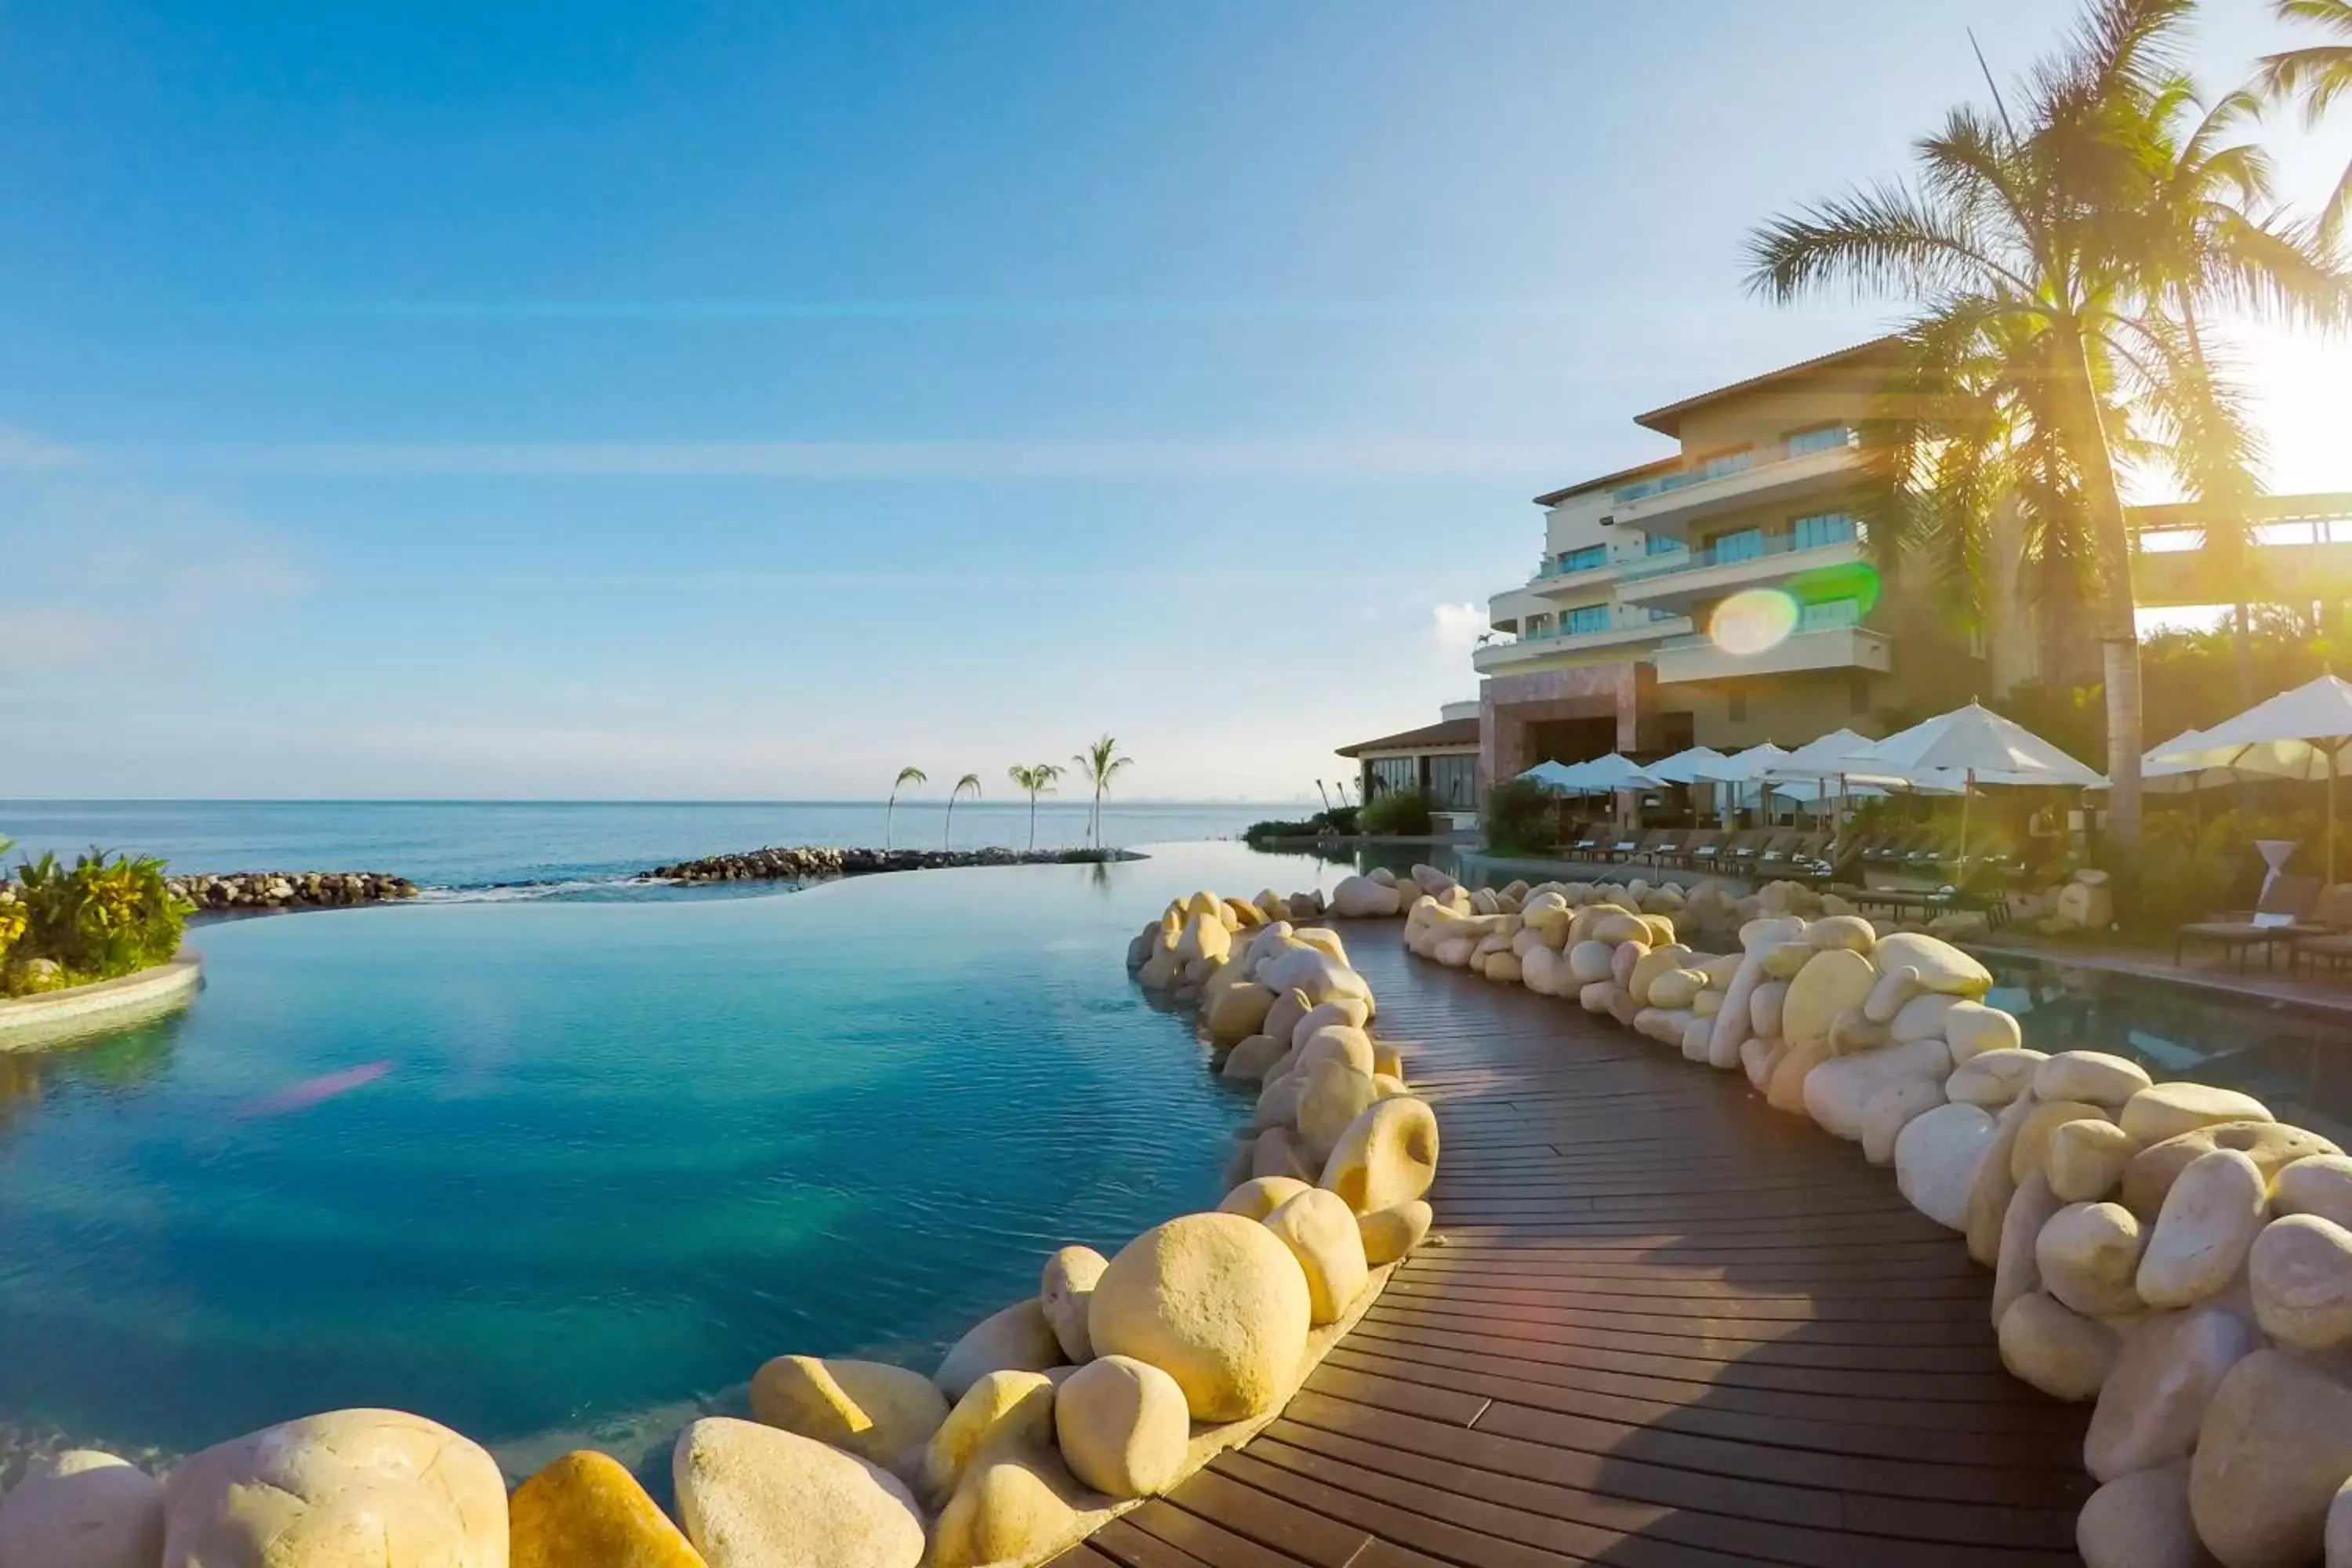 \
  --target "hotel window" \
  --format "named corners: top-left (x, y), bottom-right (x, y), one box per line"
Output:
top-left (1785, 424), bottom-right (1856, 456)
top-left (1566, 604), bottom-right (1611, 635)
top-left (1558, 544), bottom-right (1608, 573)
top-left (1367, 757), bottom-right (1416, 797)
top-left (1524, 612), bottom-right (1554, 638)
top-left (1798, 597), bottom-right (1861, 632)
top-left (1644, 532), bottom-right (1682, 555)
top-left (1427, 753), bottom-right (1478, 810)
top-left (1711, 528), bottom-right (1765, 564)
top-left (1791, 511), bottom-right (1857, 550)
